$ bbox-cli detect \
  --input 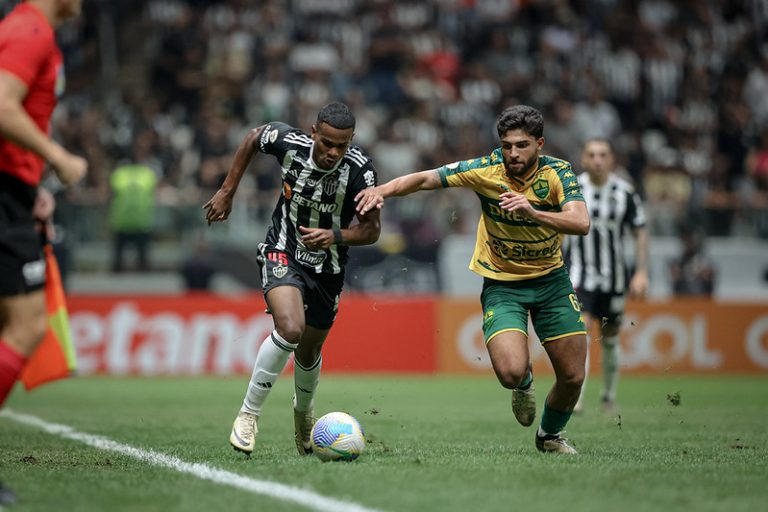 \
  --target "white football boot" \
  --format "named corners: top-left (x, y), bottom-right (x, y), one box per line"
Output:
top-left (230, 411), bottom-right (258, 454)
top-left (293, 397), bottom-right (316, 456)
top-left (535, 430), bottom-right (577, 454)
